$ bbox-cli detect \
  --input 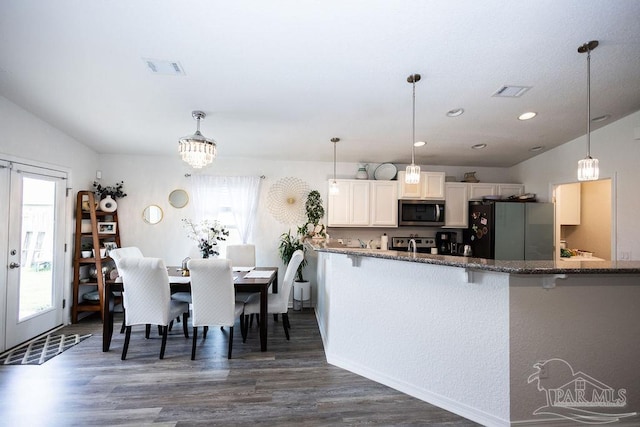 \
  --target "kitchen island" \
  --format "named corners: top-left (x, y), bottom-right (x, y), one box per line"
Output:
top-left (311, 243), bottom-right (640, 426)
